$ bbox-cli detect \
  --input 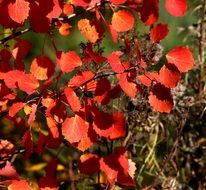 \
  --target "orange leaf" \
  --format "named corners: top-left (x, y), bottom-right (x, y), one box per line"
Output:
top-left (148, 83), bottom-right (173, 113)
top-left (137, 72), bottom-right (158, 87)
top-left (28, 104), bottom-right (37, 125)
top-left (100, 147), bottom-right (135, 186)
top-left (112, 10), bottom-right (135, 32)
top-left (68, 71), bottom-right (94, 88)
top-left (107, 51), bottom-right (124, 73)
top-left (9, 102), bottom-right (25, 117)
top-left (63, 3), bottom-right (74, 15)
top-left (59, 23), bottom-right (71, 36)
top-left (166, 47), bottom-right (195, 72)
top-left (158, 63), bottom-right (181, 88)
top-left (18, 73), bottom-right (39, 94)
top-left (8, 0), bottom-right (30, 24)
top-left (165, 0), bottom-right (187, 17)
top-left (117, 73), bottom-right (137, 98)
top-left (30, 55), bottom-right (54, 80)
top-left (8, 180), bottom-right (31, 190)
top-left (62, 115), bottom-right (89, 144)
top-left (56, 51), bottom-right (82, 73)
top-left (64, 87), bottom-right (81, 112)
top-left (78, 19), bottom-right (99, 43)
